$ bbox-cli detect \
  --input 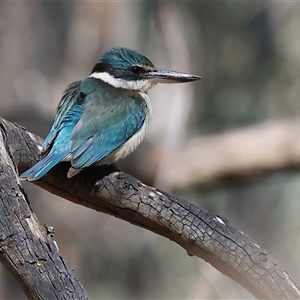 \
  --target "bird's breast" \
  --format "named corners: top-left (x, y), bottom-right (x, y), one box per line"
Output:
top-left (98, 92), bottom-right (152, 165)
